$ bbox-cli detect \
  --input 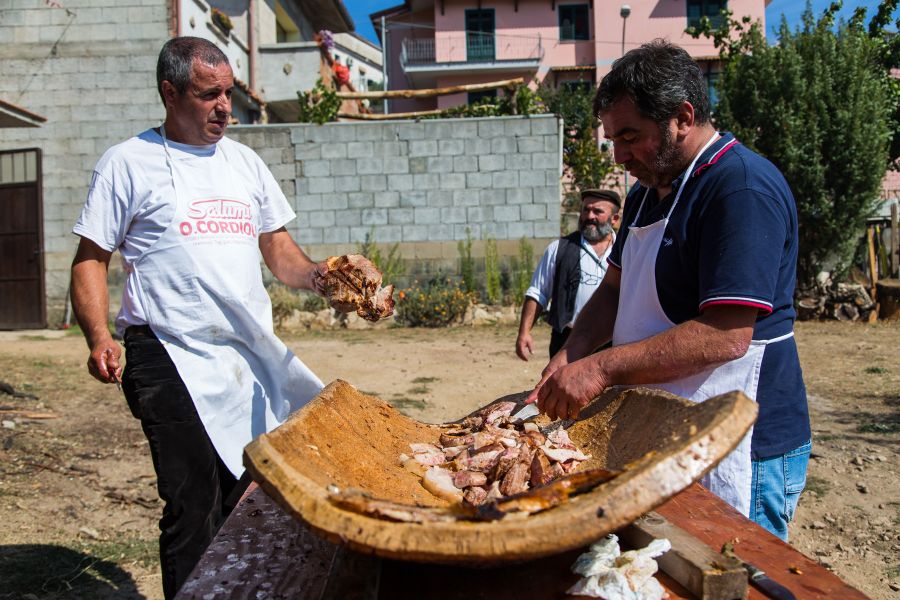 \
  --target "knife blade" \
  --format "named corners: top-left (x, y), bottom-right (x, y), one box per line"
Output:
top-left (742, 560), bottom-right (797, 600)
top-left (511, 402), bottom-right (539, 422)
